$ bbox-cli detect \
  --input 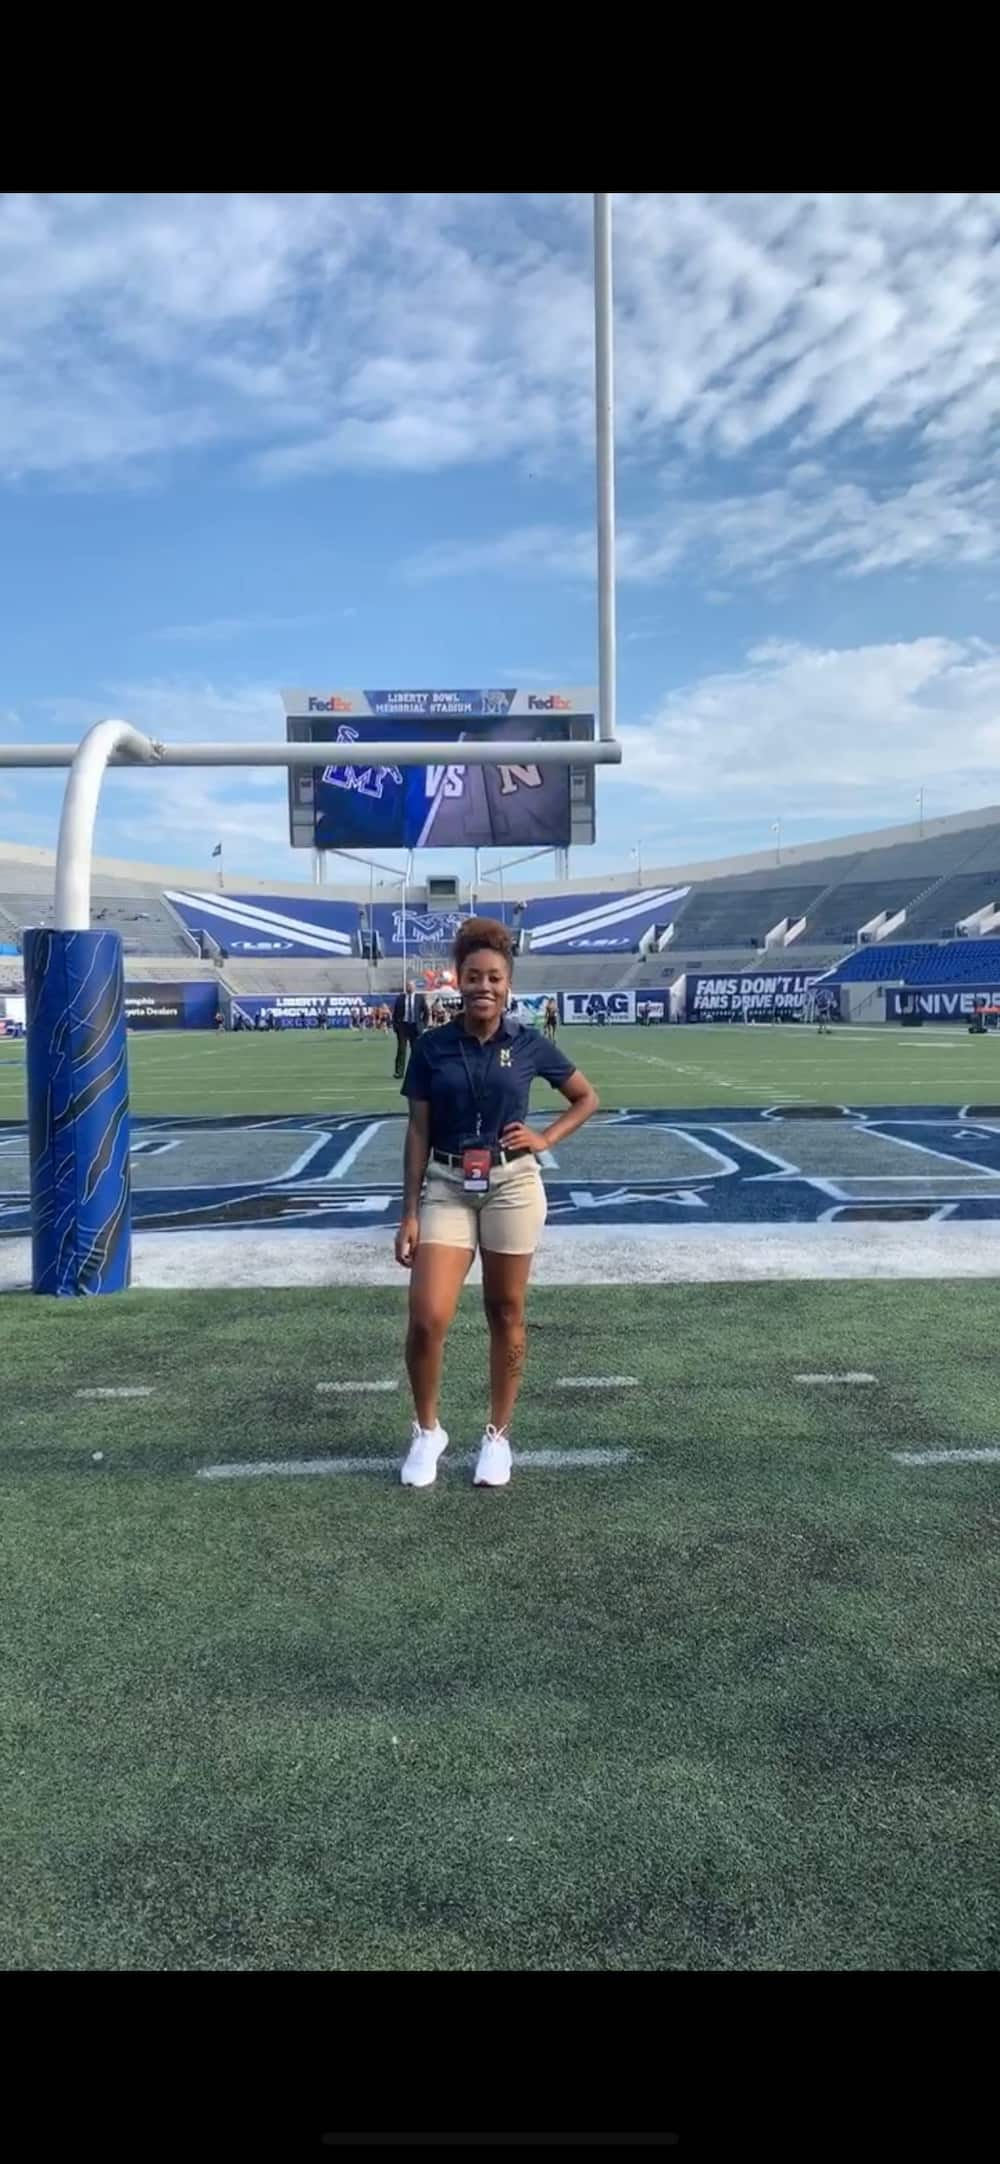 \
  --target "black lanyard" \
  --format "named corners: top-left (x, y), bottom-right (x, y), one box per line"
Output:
top-left (457, 1030), bottom-right (502, 1139)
